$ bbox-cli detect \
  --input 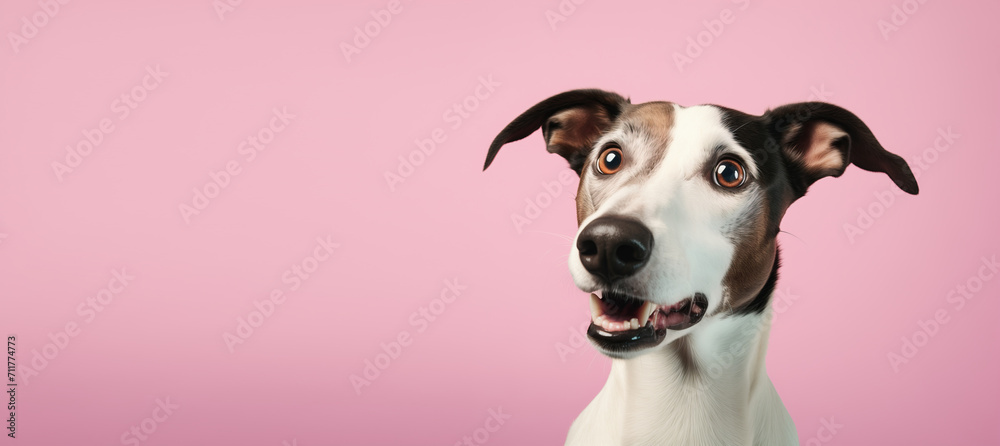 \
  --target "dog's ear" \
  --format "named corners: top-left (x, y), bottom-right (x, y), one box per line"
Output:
top-left (767, 102), bottom-right (918, 196)
top-left (484, 89), bottom-right (628, 175)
